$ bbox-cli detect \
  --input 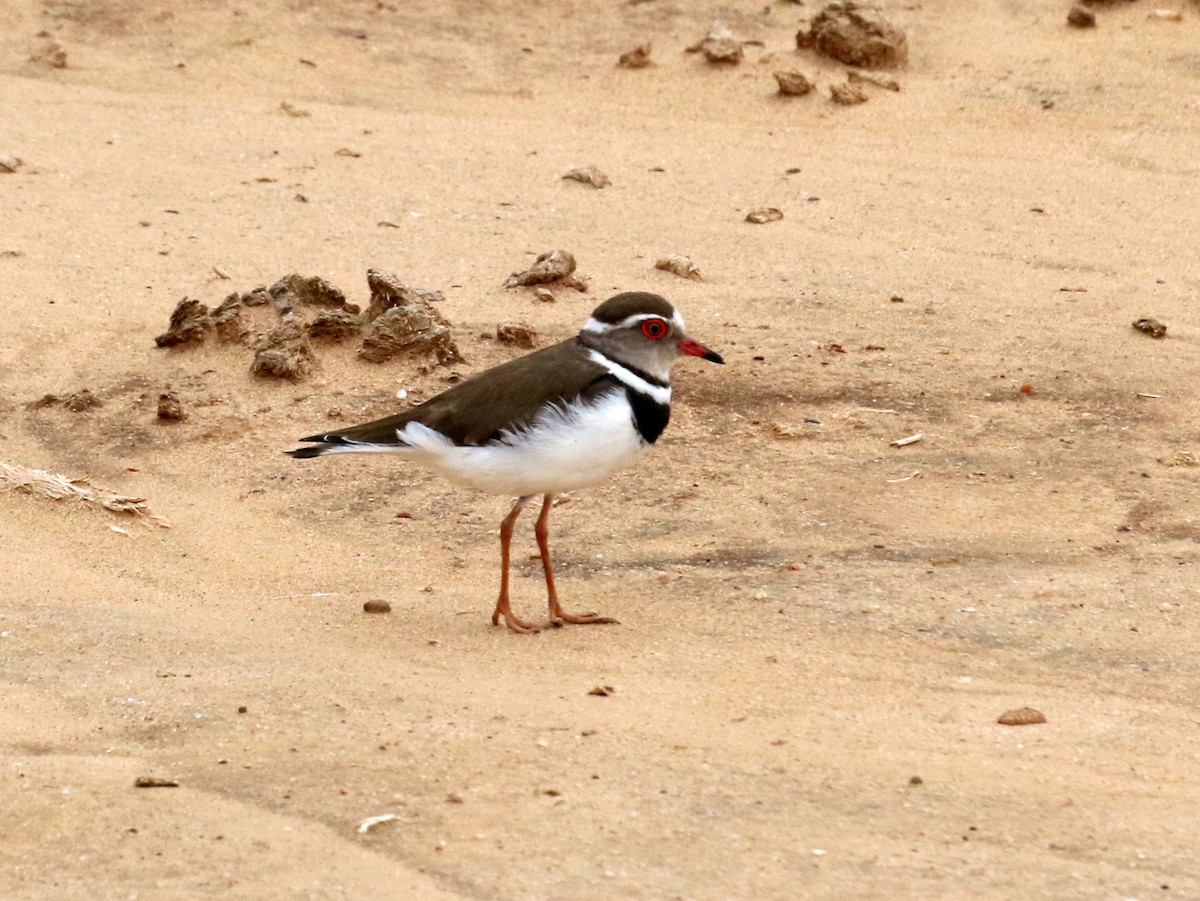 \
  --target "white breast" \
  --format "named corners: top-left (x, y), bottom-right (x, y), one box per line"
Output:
top-left (395, 388), bottom-right (649, 497)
